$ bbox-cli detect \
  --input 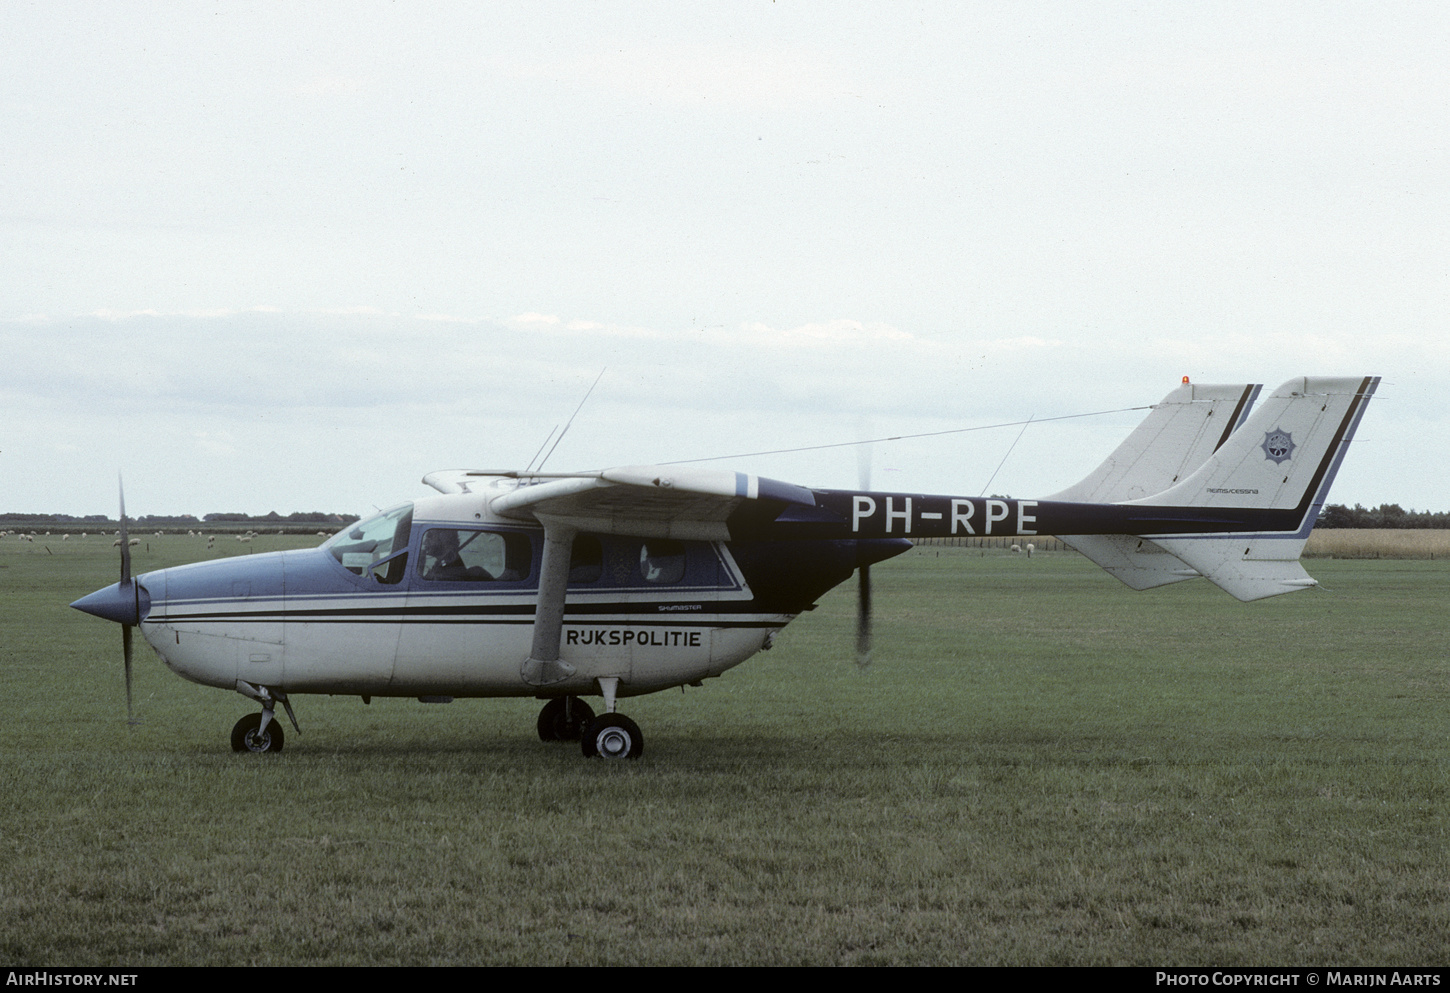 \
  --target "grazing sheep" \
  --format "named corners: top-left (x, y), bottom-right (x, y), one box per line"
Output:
top-left (1026, 542), bottom-right (1035, 558)
top-left (1010, 543), bottom-right (1021, 554)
